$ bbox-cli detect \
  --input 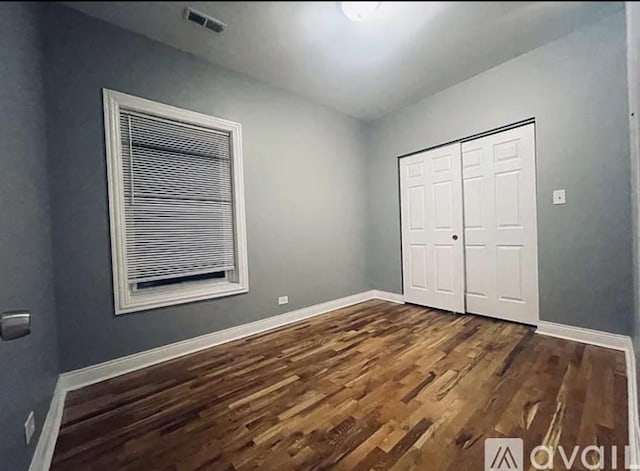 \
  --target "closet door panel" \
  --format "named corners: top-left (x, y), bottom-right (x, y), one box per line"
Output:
top-left (462, 124), bottom-right (539, 324)
top-left (400, 143), bottom-right (465, 312)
